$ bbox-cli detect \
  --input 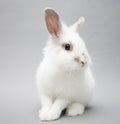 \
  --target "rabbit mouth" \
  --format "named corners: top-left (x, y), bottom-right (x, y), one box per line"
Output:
top-left (66, 61), bottom-right (87, 71)
top-left (81, 61), bottom-right (87, 67)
